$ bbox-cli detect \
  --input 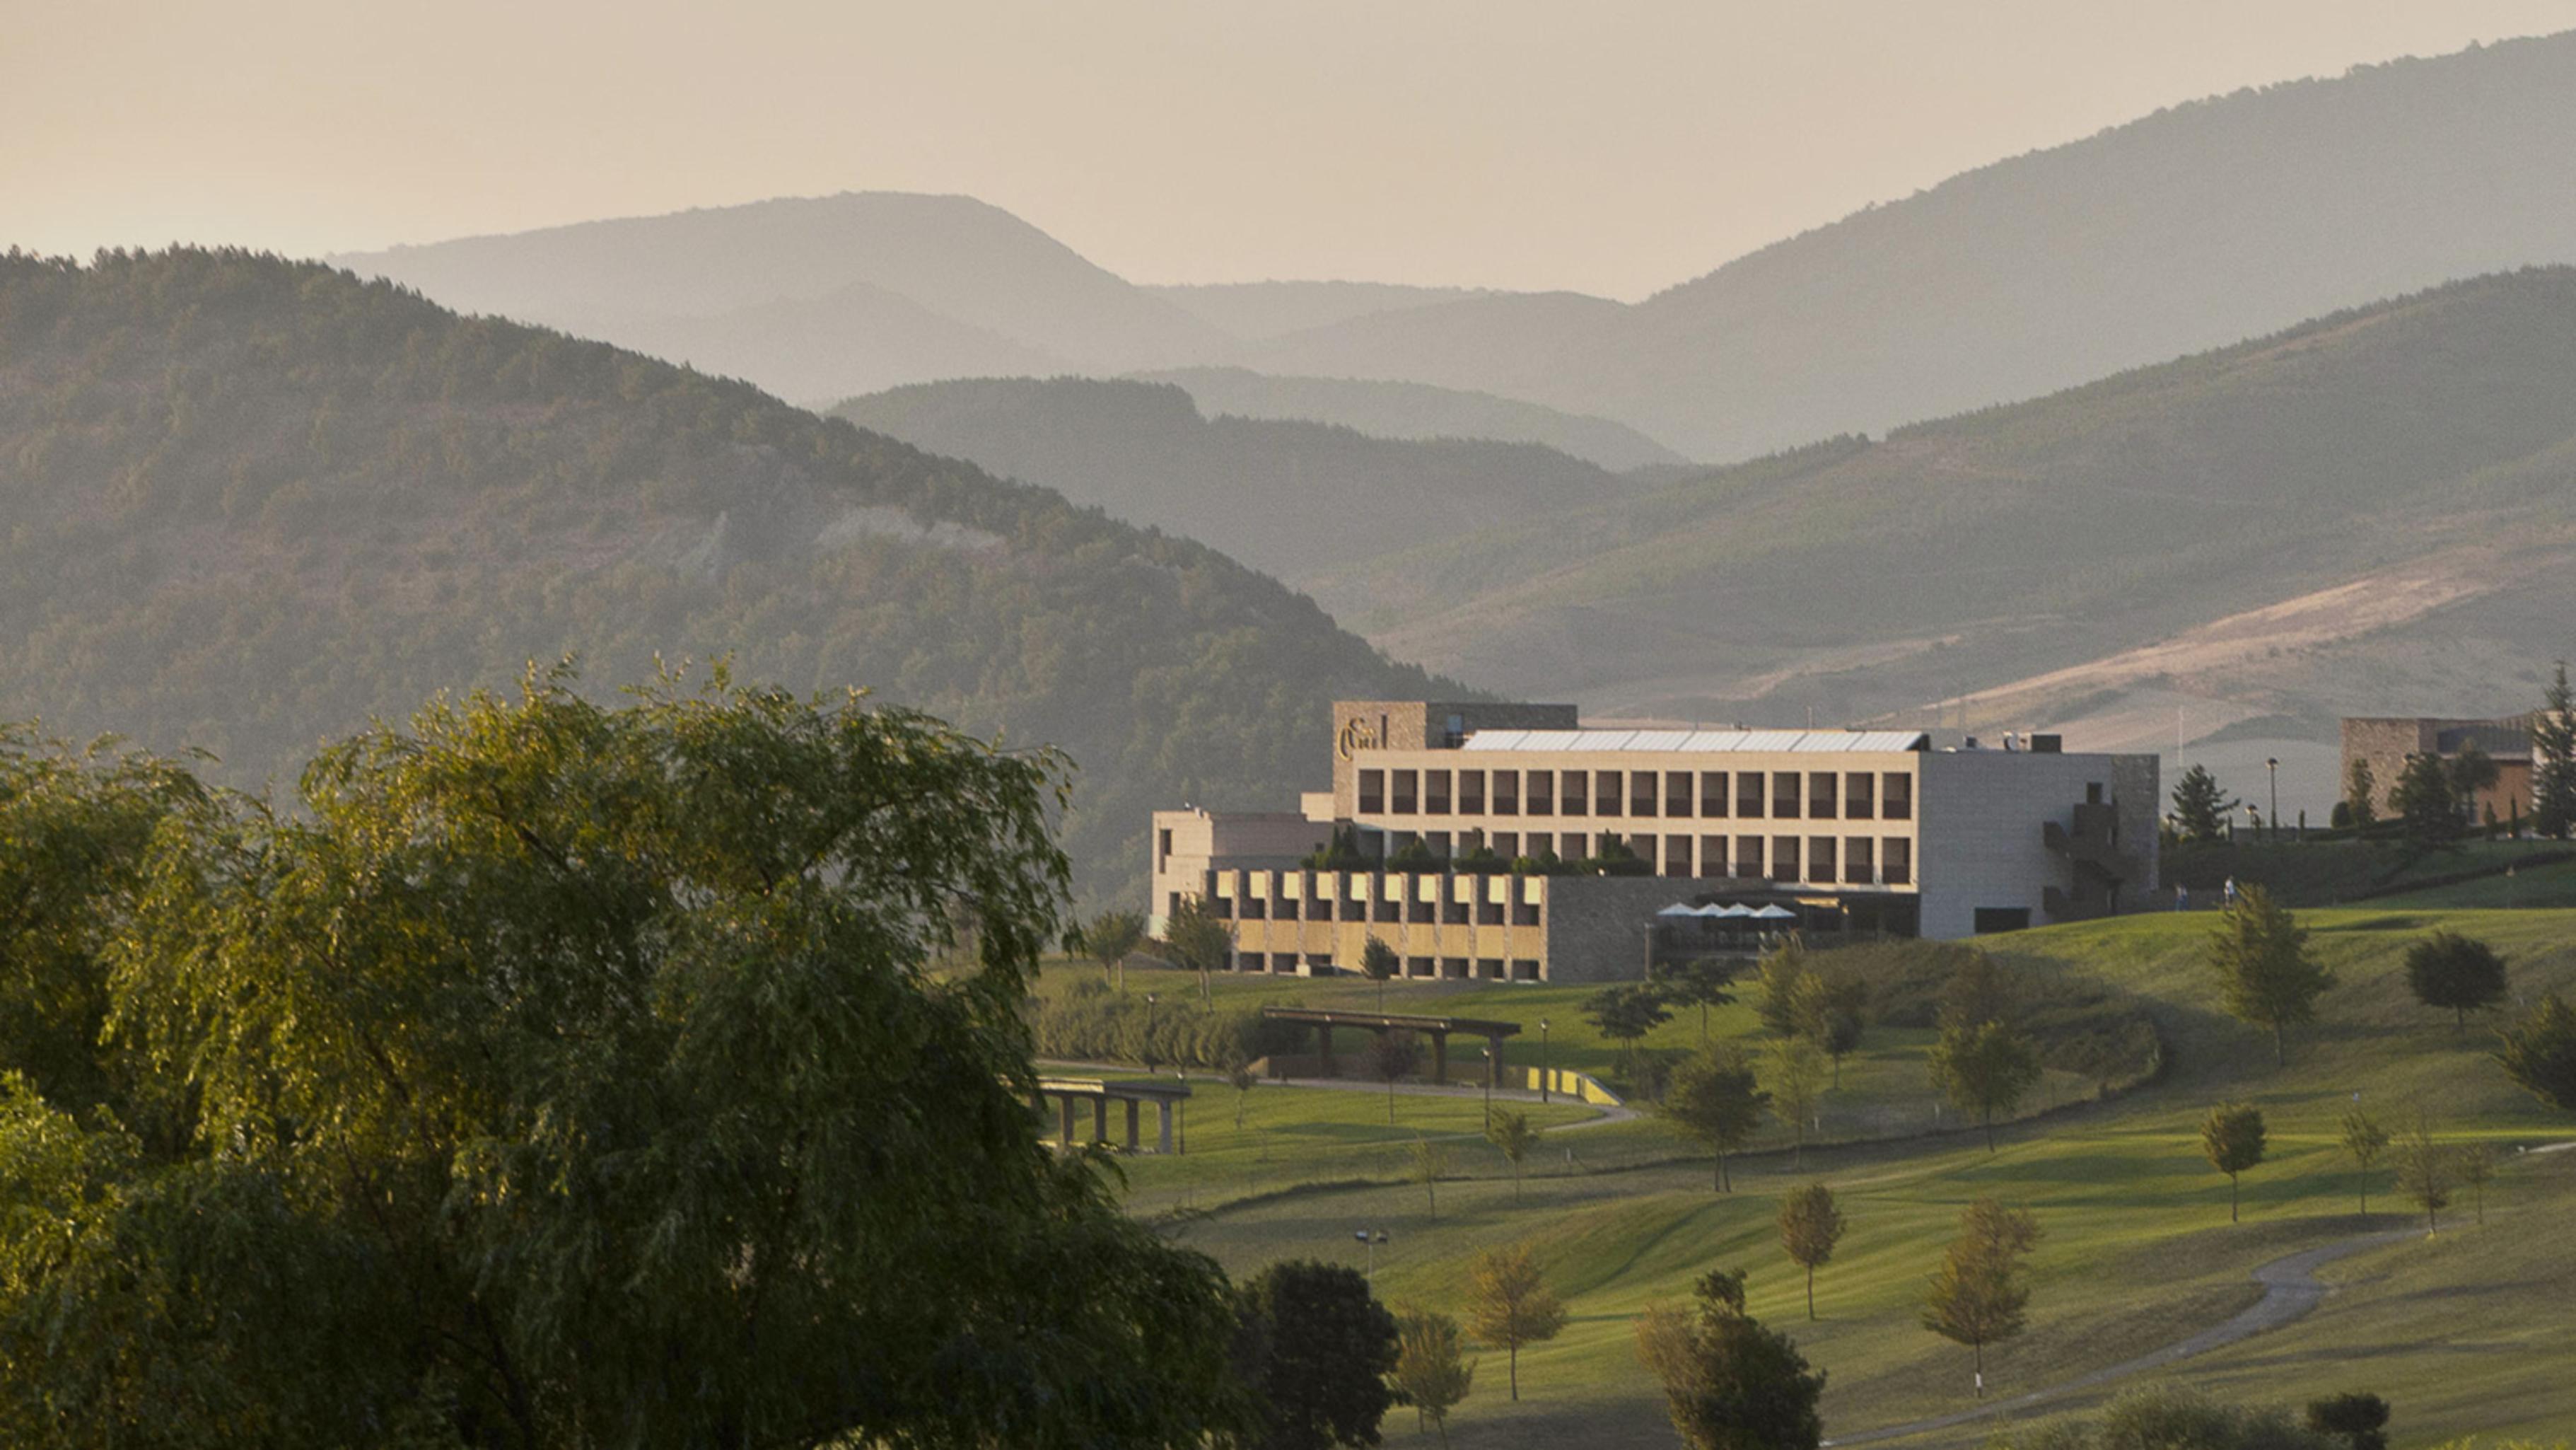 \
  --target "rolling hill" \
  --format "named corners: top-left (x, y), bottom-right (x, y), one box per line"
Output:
top-left (827, 376), bottom-right (1645, 583)
top-left (0, 248), bottom-right (1454, 910)
top-left (1303, 268), bottom-right (2576, 765)
top-left (1141, 280), bottom-right (1503, 342)
top-left (1131, 366), bottom-right (1686, 472)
